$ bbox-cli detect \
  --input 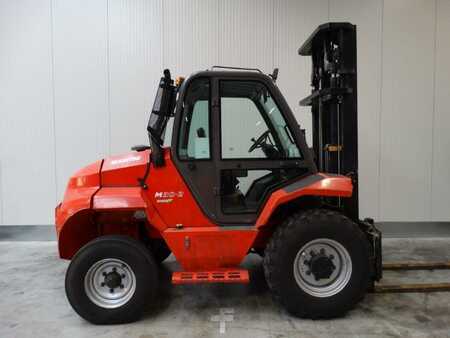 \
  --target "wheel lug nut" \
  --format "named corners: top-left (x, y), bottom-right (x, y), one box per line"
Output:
top-left (121, 274), bottom-right (126, 278)
top-left (110, 288), bottom-right (114, 293)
